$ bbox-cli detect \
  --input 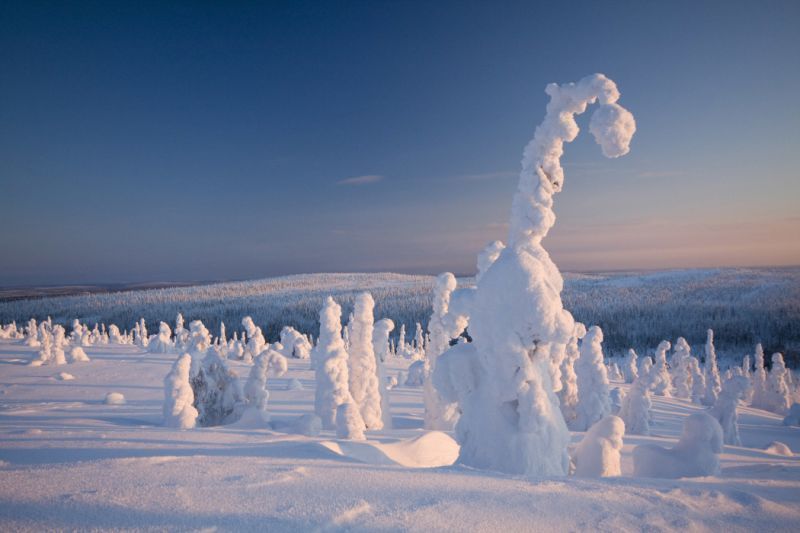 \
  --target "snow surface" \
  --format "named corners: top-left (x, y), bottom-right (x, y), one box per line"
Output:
top-left (1, 340), bottom-right (799, 531)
